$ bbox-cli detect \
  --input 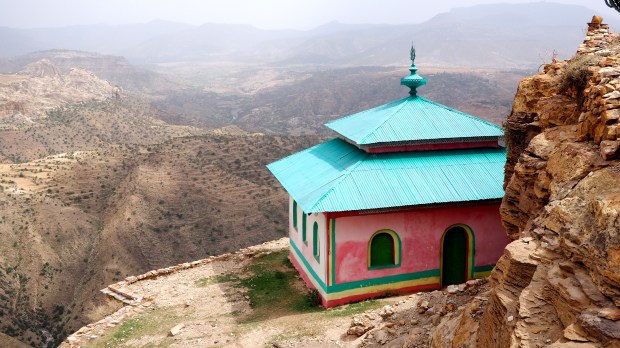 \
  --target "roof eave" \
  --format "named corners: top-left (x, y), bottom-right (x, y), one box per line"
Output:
top-left (306, 198), bottom-right (504, 214)
top-left (336, 134), bottom-right (504, 149)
